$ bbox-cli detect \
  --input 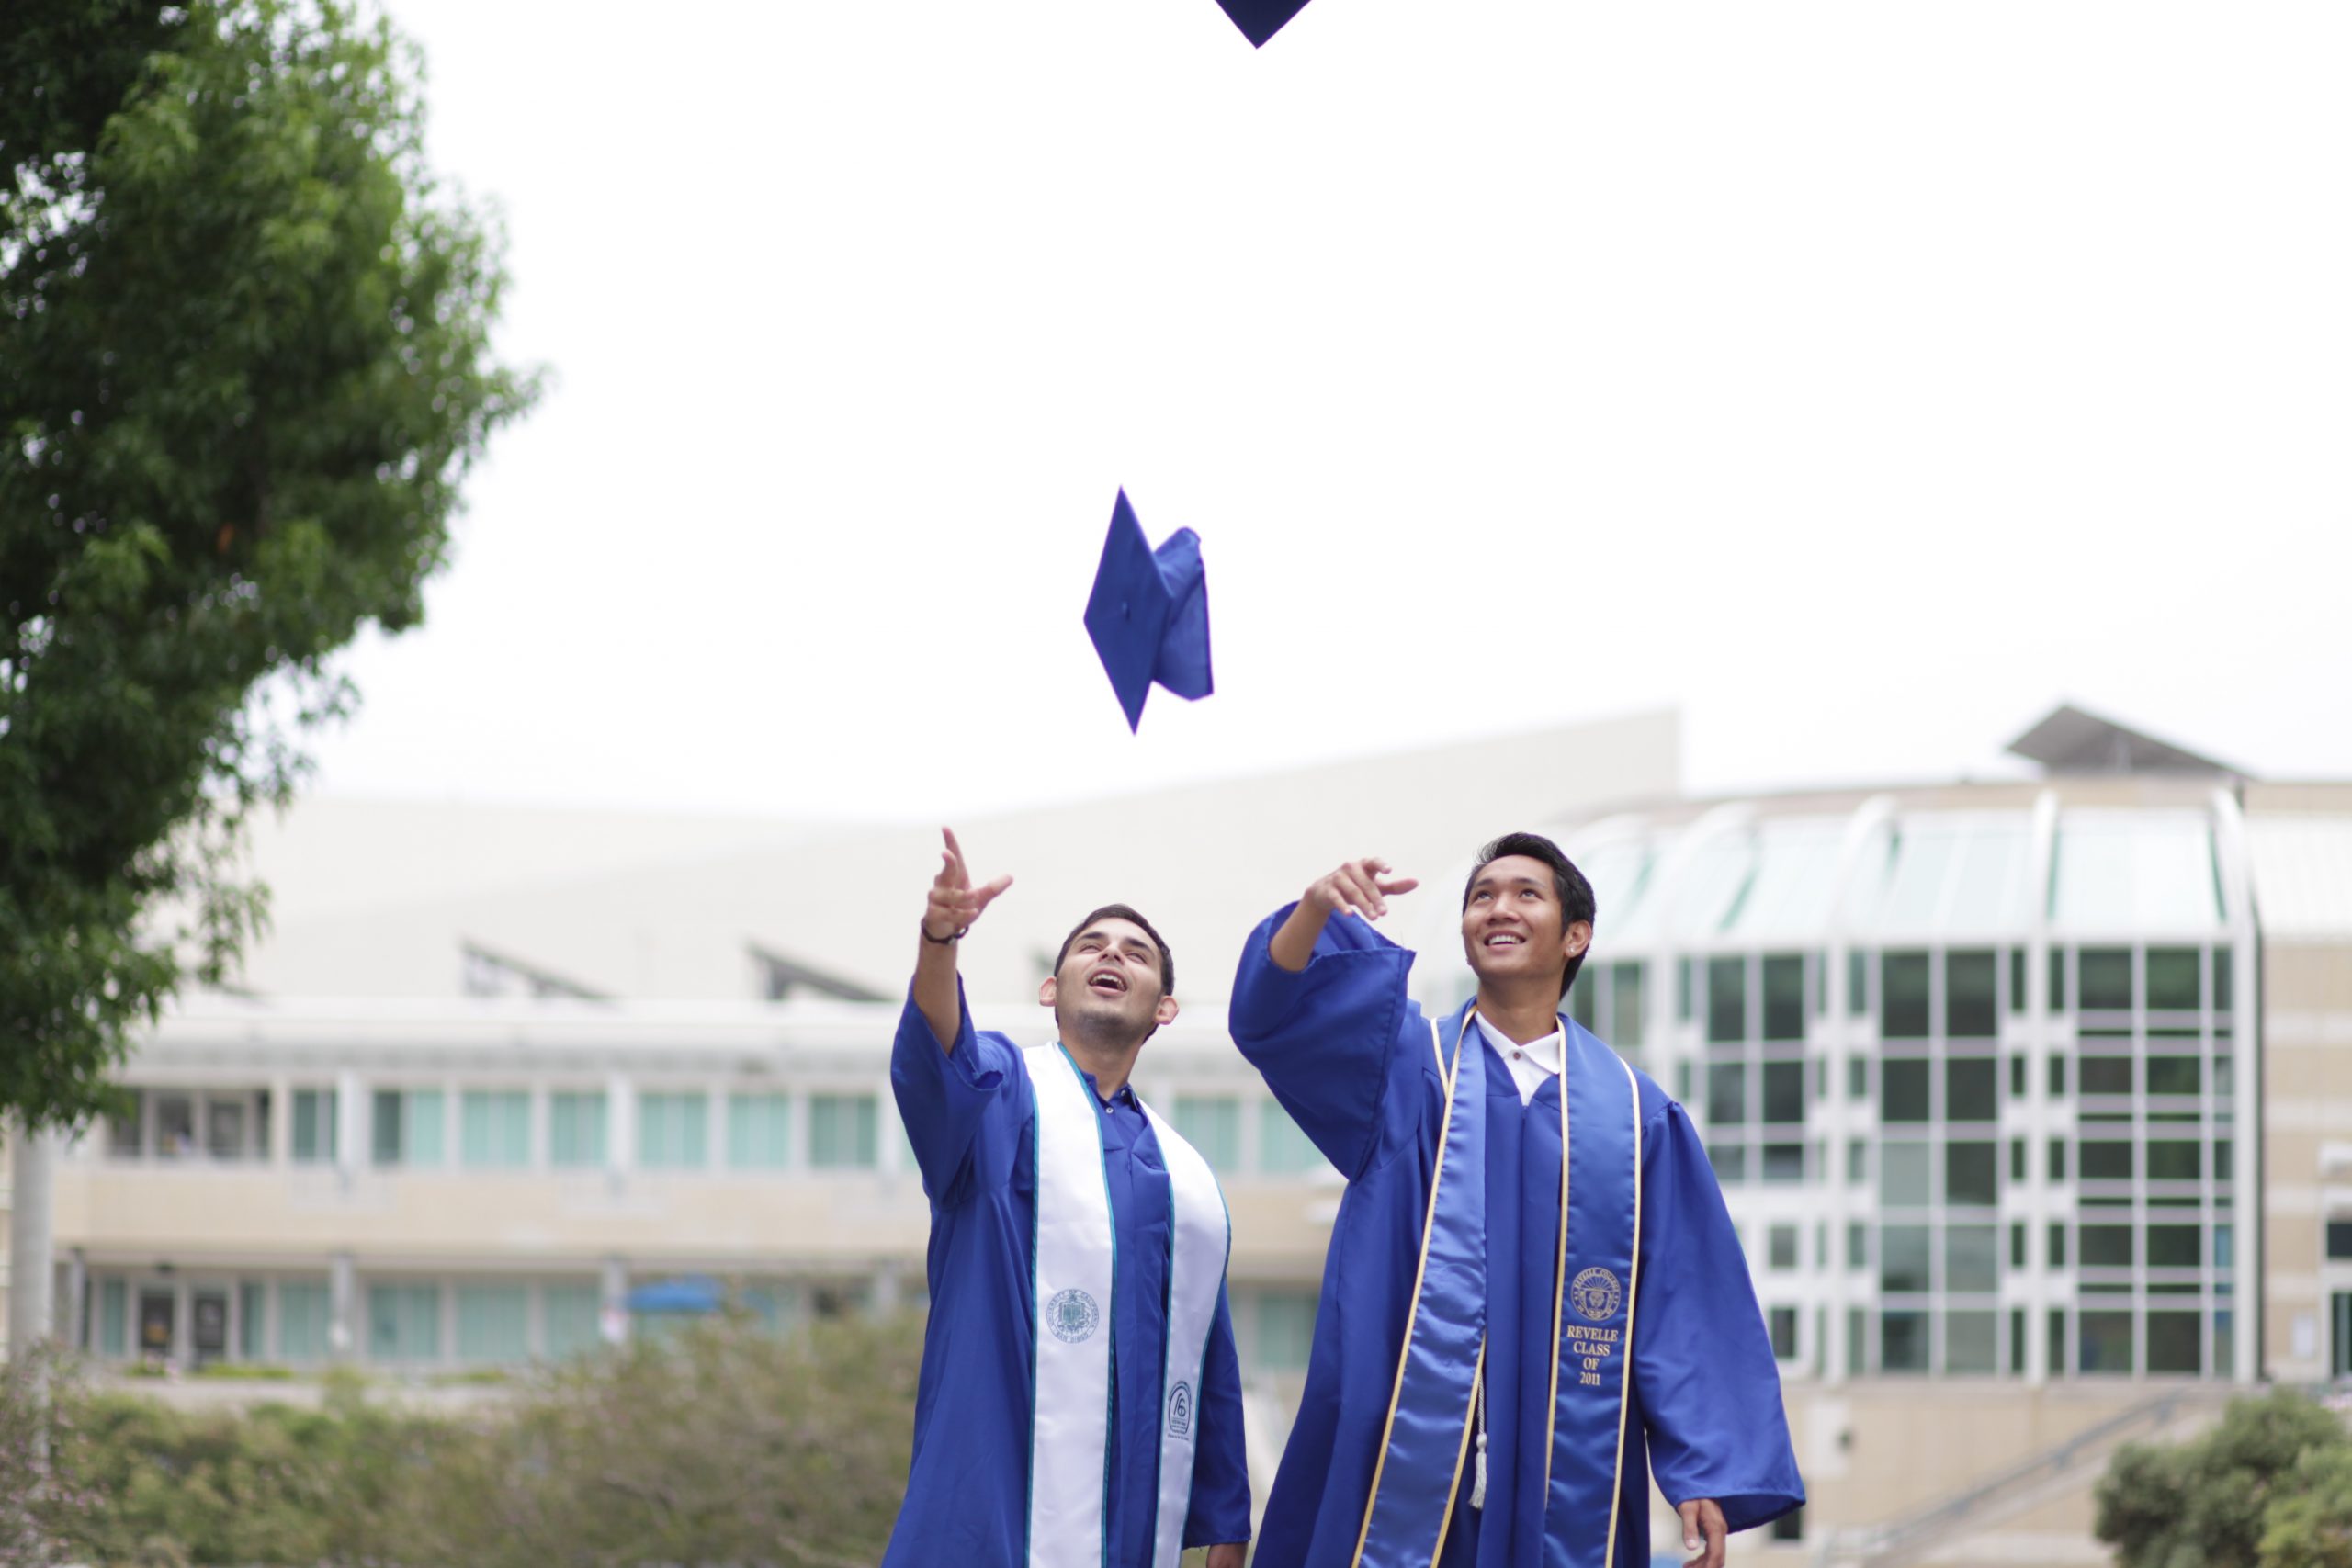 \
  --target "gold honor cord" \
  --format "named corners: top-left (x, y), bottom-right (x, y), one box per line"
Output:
top-left (1351, 1012), bottom-right (1476, 1568)
top-left (1600, 1055), bottom-right (1645, 1568)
